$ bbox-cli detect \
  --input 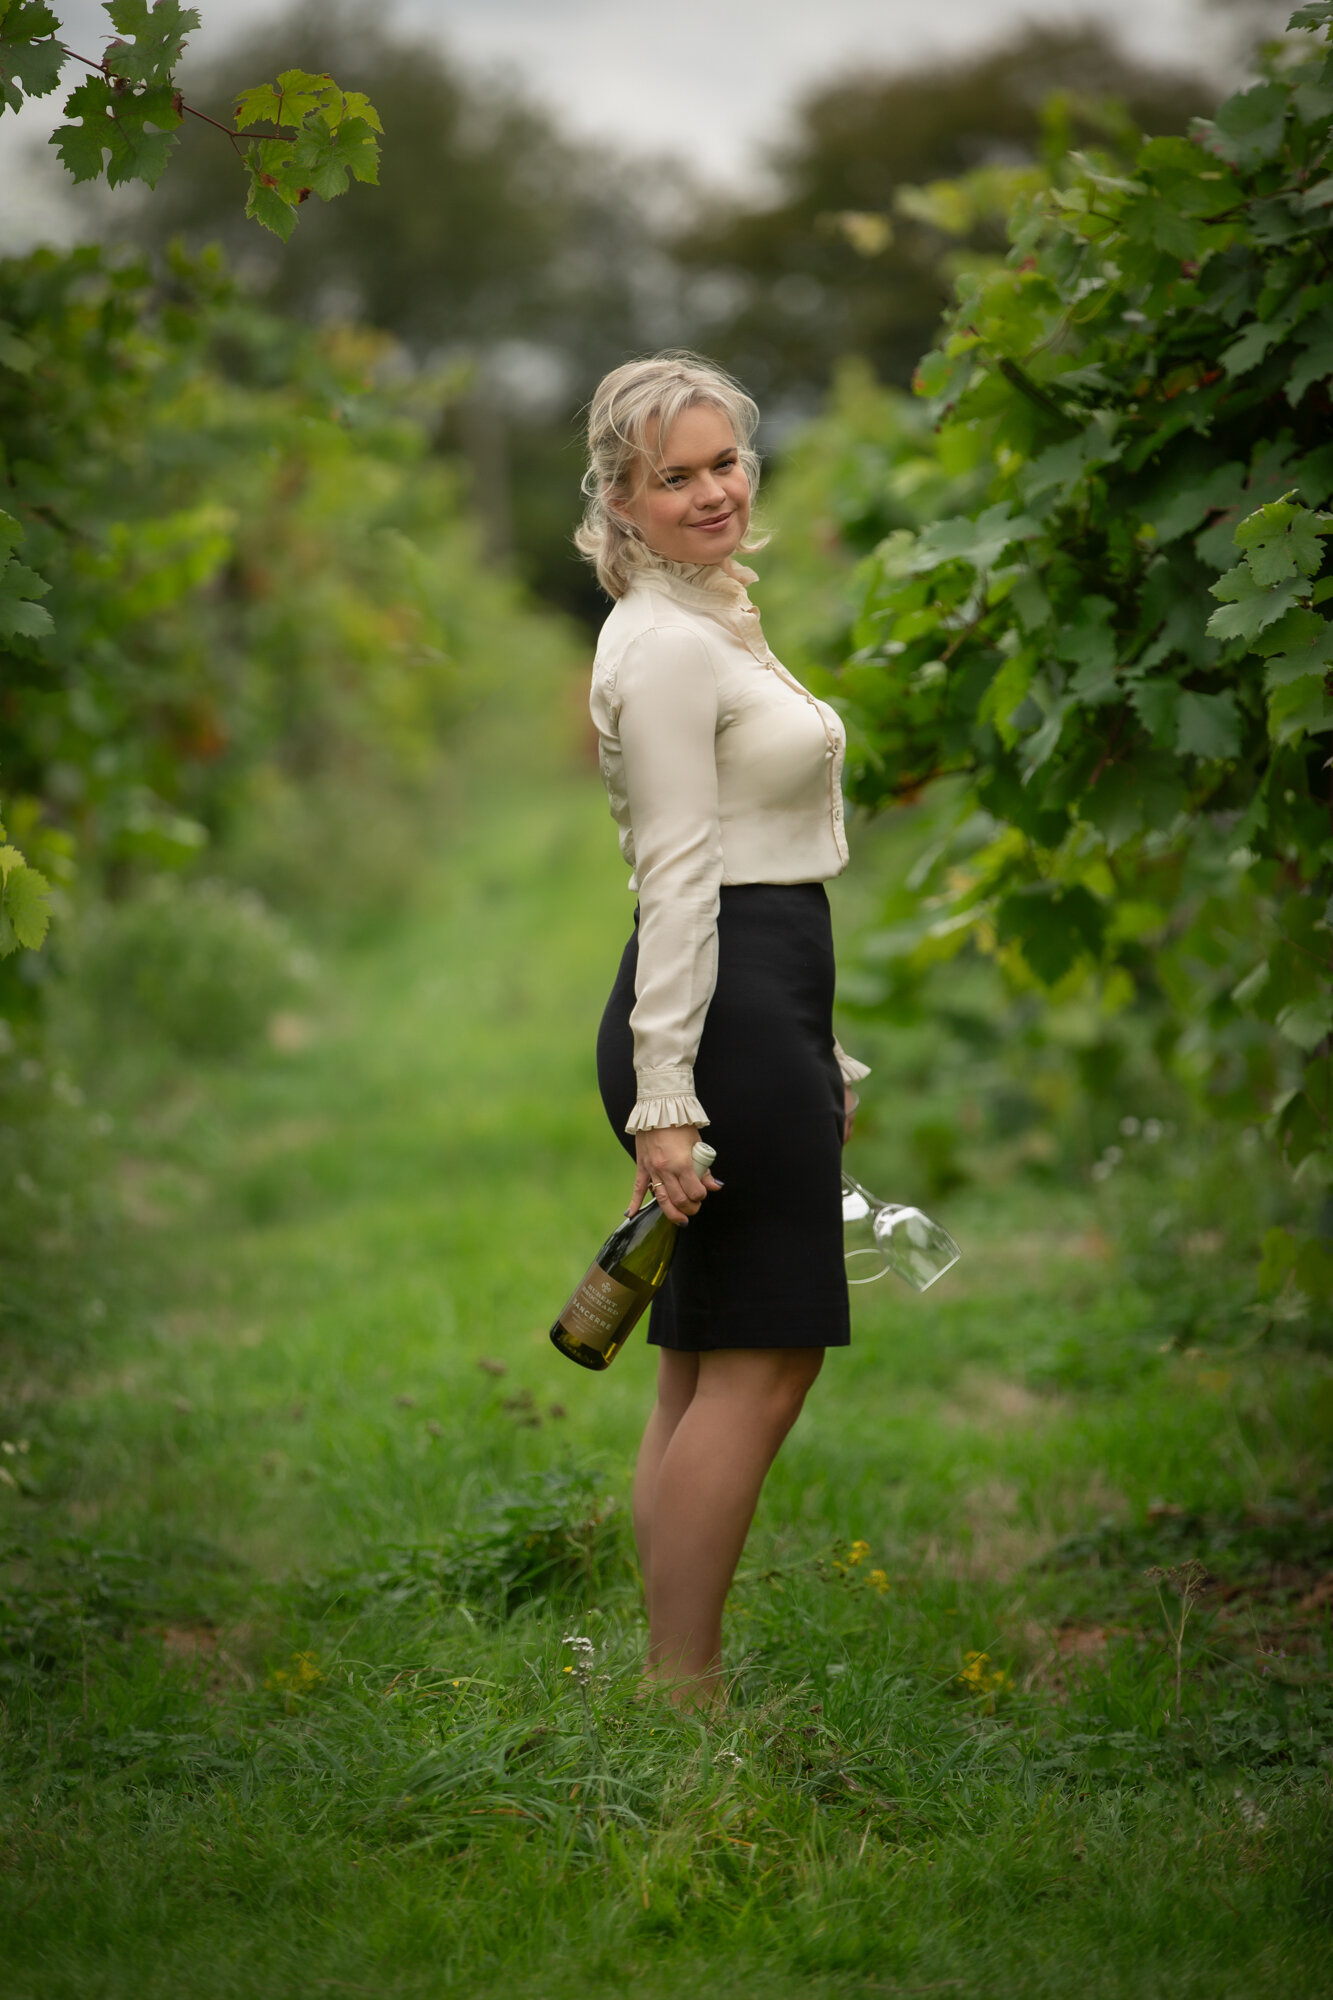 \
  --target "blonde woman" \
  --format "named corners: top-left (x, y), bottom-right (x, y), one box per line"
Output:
top-left (579, 352), bottom-right (869, 1705)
